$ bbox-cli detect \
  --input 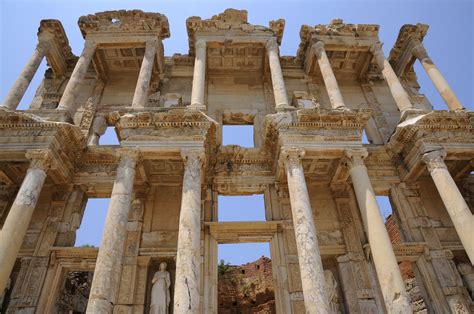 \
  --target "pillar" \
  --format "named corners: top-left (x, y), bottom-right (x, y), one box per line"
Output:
top-left (86, 149), bottom-right (139, 313)
top-left (345, 149), bottom-right (411, 313)
top-left (57, 40), bottom-right (97, 114)
top-left (189, 39), bottom-right (206, 110)
top-left (1, 41), bottom-right (51, 110)
top-left (0, 150), bottom-right (52, 293)
top-left (132, 39), bottom-right (159, 108)
top-left (174, 149), bottom-right (204, 313)
top-left (412, 41), bottom-right (464, 111)
top-left (313, 42), bottom-right (347, 110)
top-left (282, 148), bottom-right (330, 313)
top-left (266, 38), bottom-right (291, 111)
top-left (422, 150), bottom-right (474, 263)
top-left (370, 43), bottom-right (414, 113)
